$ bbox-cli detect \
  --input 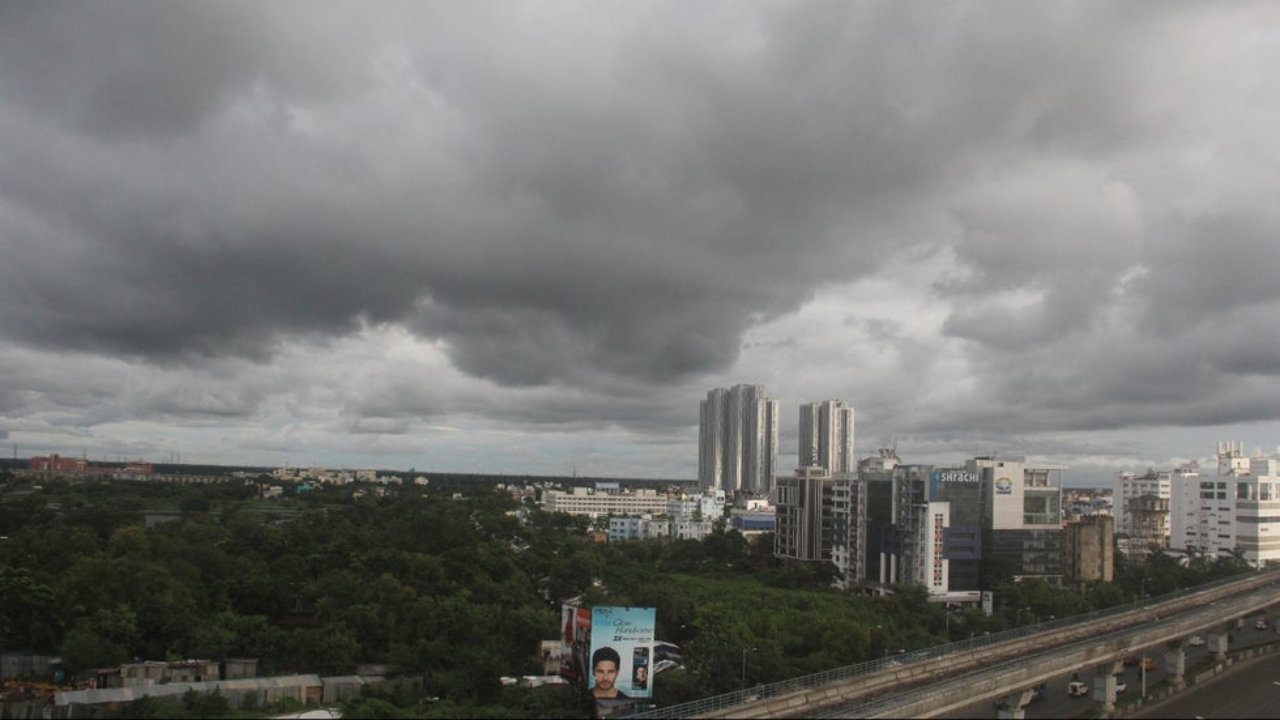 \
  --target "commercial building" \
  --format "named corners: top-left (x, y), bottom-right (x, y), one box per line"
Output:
top-left (774, 467), bottom-right (837, 563)
top-left (1173, 441), bottom-right (1280, 567)
top-left (698, 384), bottom-right (779, 495)
top-left (798, 400), bottom-right (855, 474)
top-left (773, 449), bottom-right (1069, 594)
top-left (542, 486), bottom-right (669, 519)
top-left (967, 455), bottom-right (1066, 583)
top-left (859, 449), bottom-right (900, 588)
top-left (773, 465), bottom-right (866, 590)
